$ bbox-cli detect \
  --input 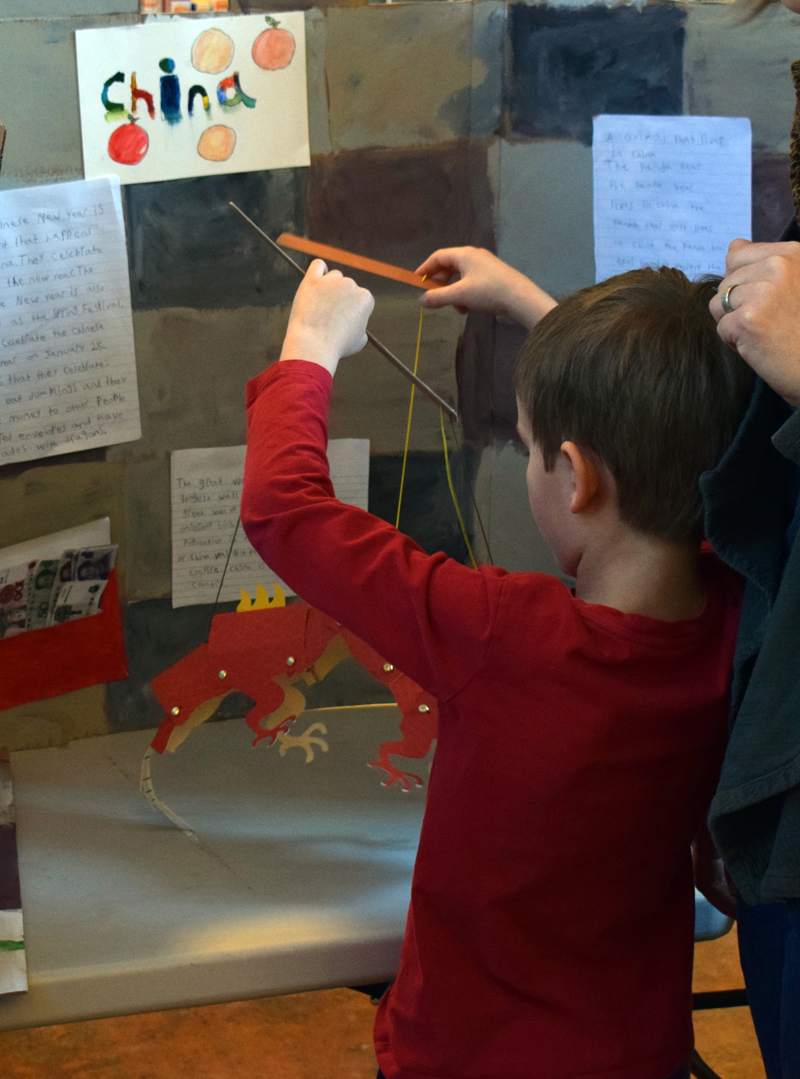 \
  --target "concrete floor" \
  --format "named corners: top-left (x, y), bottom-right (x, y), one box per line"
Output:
top-left (0, 927), bottom-right (763, 1079)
